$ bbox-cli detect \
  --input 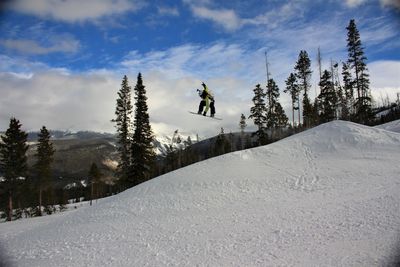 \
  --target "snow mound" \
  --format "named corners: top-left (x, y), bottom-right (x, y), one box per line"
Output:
top-left (375, 119), bottom-right (400, 133)
top-left (1, 121), bottom-right (400, 266)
